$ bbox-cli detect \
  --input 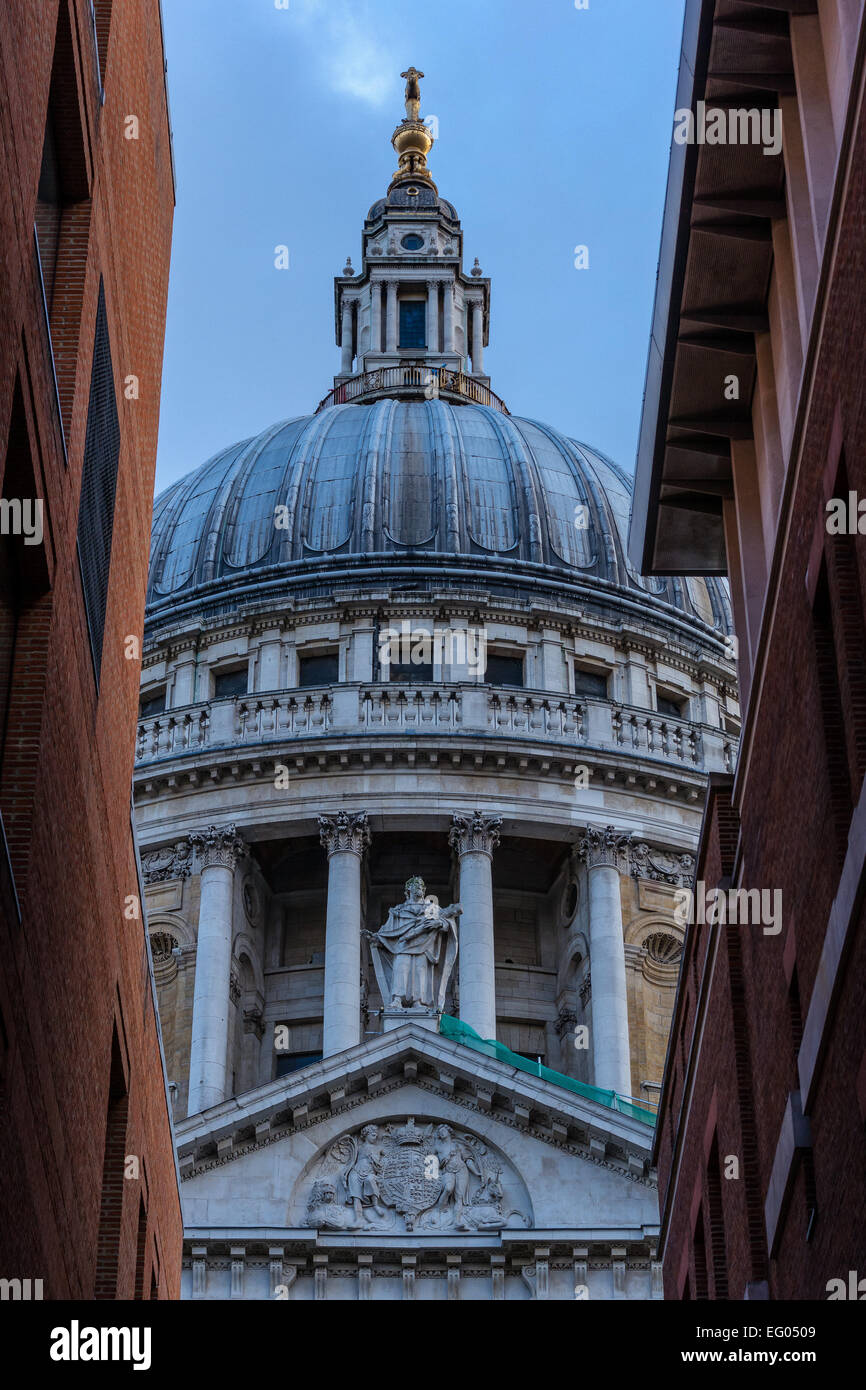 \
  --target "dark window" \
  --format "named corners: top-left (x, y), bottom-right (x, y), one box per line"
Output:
top-left (485, 653), bottom-right (524, 687)
top-left (298, 652), bottom-right (338, 687)
top-left (388, 660), bottom-right (433, 683)
top-left (77, 279), bottom-right (120, 682)
top-left (213, 667), bottom-right (248, 699)
top-left (275, 1050), bottom-right (322, 1077)
top-left (139, 689), bottom-right (165, 719)
top-left (401, 234), bottom-right (424, 251)
top-left (35, 120), bottom-right (62, 312)
top-left (95, 1027), bottom-right (129, 1299)
top-left (92, 0), bottom-right (113, 82)
top-left (133, 1194), bottom-right (148, 1300)
top-left (657, 694), bottom-right (684, 719)
top-left (573, 667), bottom-right (607, 698)
top-left (399, 300), bottom-right (426, 349)
top-left (812, 562), bottom-right (853, 864)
